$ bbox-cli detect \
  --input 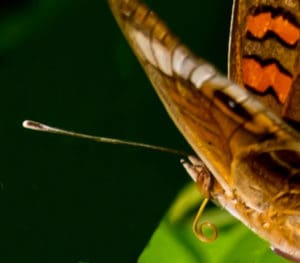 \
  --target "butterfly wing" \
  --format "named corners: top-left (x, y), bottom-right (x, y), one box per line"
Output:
top-left (109, 0), bottom-right (300, 191)
top-left (229, 0), bottom-right (300, 122)
top-left (109, 0), bottom-right (300, 259)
